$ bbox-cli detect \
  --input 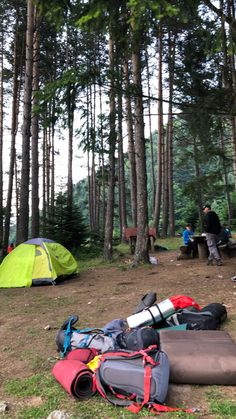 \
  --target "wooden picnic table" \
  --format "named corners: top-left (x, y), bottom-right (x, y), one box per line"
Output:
top-left (192, 235), bottom-right (208, 259)
top-left (124, 227), bottom-right (157, 254)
